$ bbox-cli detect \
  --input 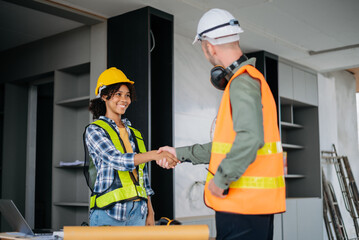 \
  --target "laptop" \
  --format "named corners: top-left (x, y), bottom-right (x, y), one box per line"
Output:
top-left (0, 199), bottom-right (55, 239)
